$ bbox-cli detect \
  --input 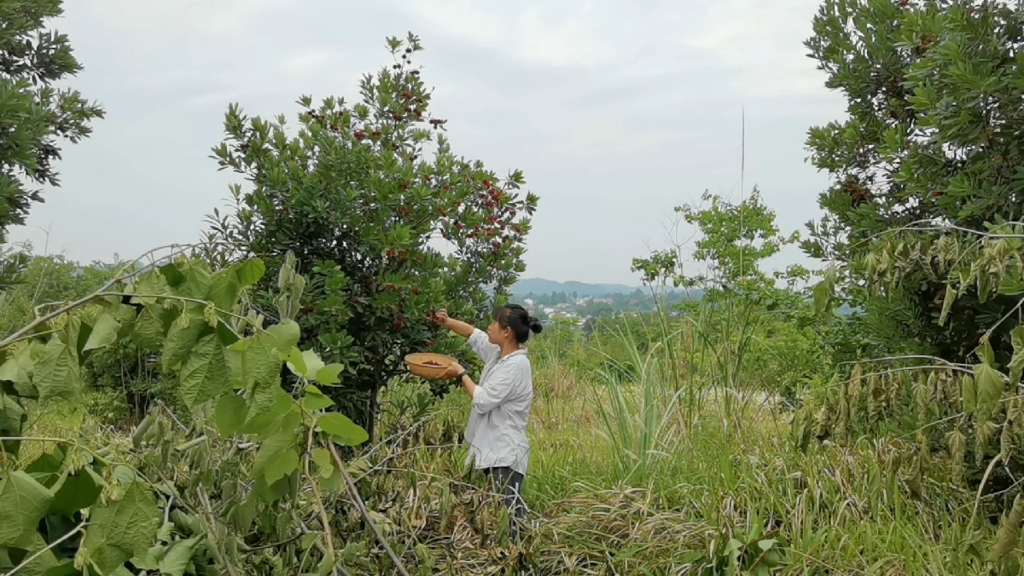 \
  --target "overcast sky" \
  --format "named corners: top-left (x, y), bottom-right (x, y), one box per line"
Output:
top-left (9, 0), bottom-right (846, 286)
